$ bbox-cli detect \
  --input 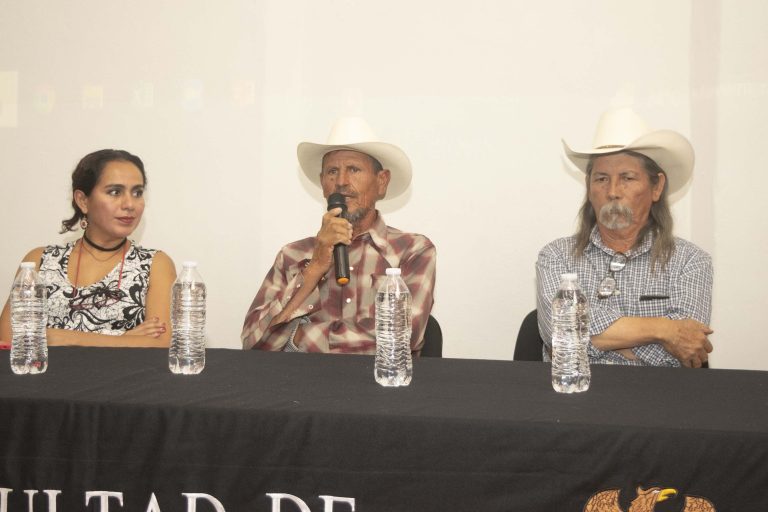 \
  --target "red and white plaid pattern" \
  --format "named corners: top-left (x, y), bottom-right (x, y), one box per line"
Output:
top-left (242, 213), bottom-right (436, 354)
